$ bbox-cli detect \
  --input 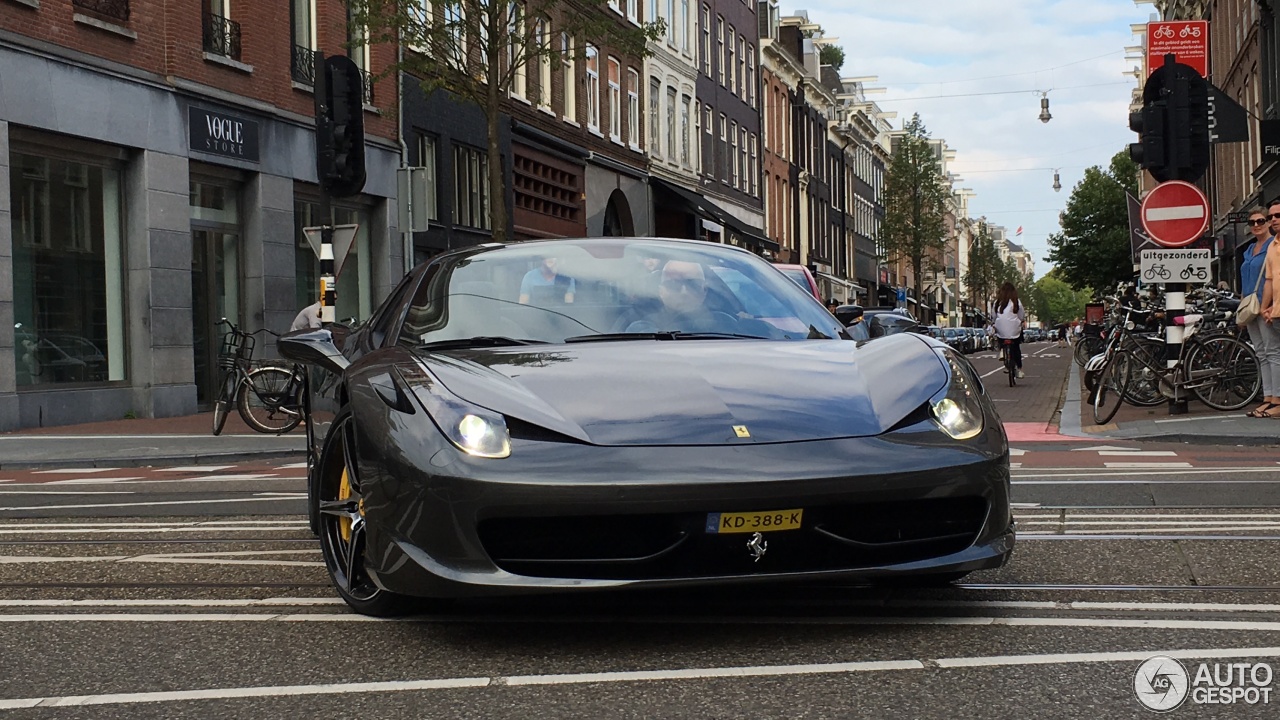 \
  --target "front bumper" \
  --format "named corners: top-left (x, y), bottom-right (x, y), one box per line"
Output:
top-left (359, 426), bottom-right (1014, 599)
